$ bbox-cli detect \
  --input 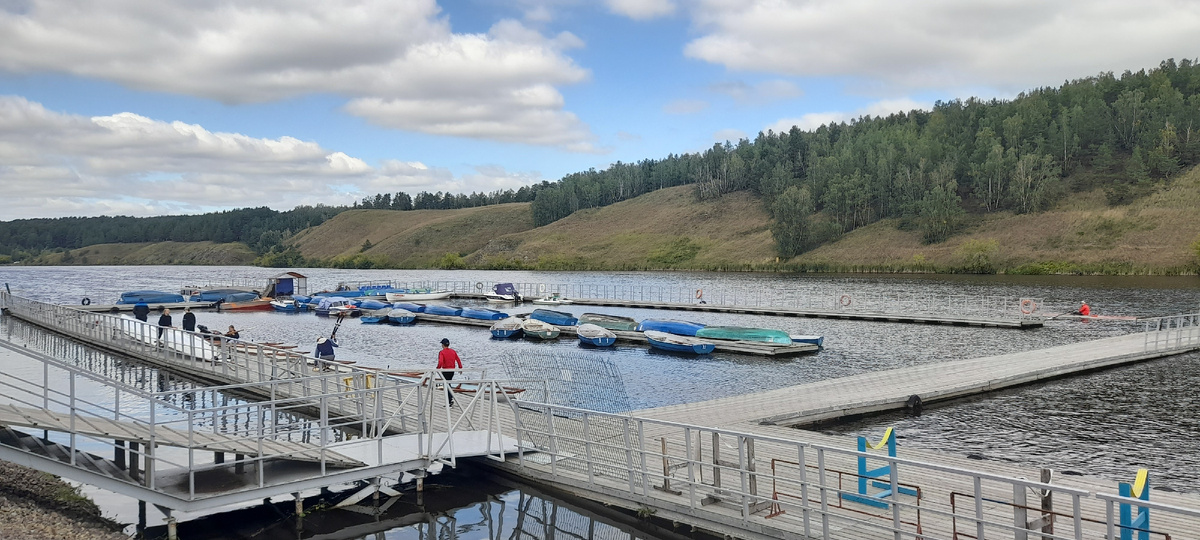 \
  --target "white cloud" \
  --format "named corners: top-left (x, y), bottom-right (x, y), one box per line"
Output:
top-left (663, 99), bottom-right (709, 115)
top-left (711, 79), bottom-right (803, 104)
top-left (766, 98), bottom-right (930, 133)
top-left (0, 96), bottom-right (543, 220)
top-left (713, 128), bottom-right (747, 143)
top-left (606, 0), bottom-right (676, 20)
top-left (0, 0), bottom-right (596, 150)
top-left (684, 0), bottom-right (1200, 93)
